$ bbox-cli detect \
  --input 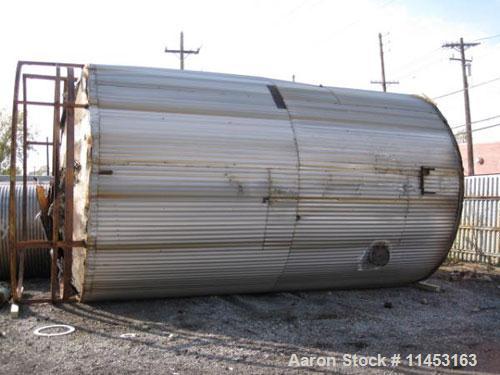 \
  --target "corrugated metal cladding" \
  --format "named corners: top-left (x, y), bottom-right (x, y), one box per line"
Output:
top-left (73, 65), bottom-right (463, 301)
top-left (0, 183), bottom-right (50, 279)
top-left (450, 174), bottom-right (499, 265)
